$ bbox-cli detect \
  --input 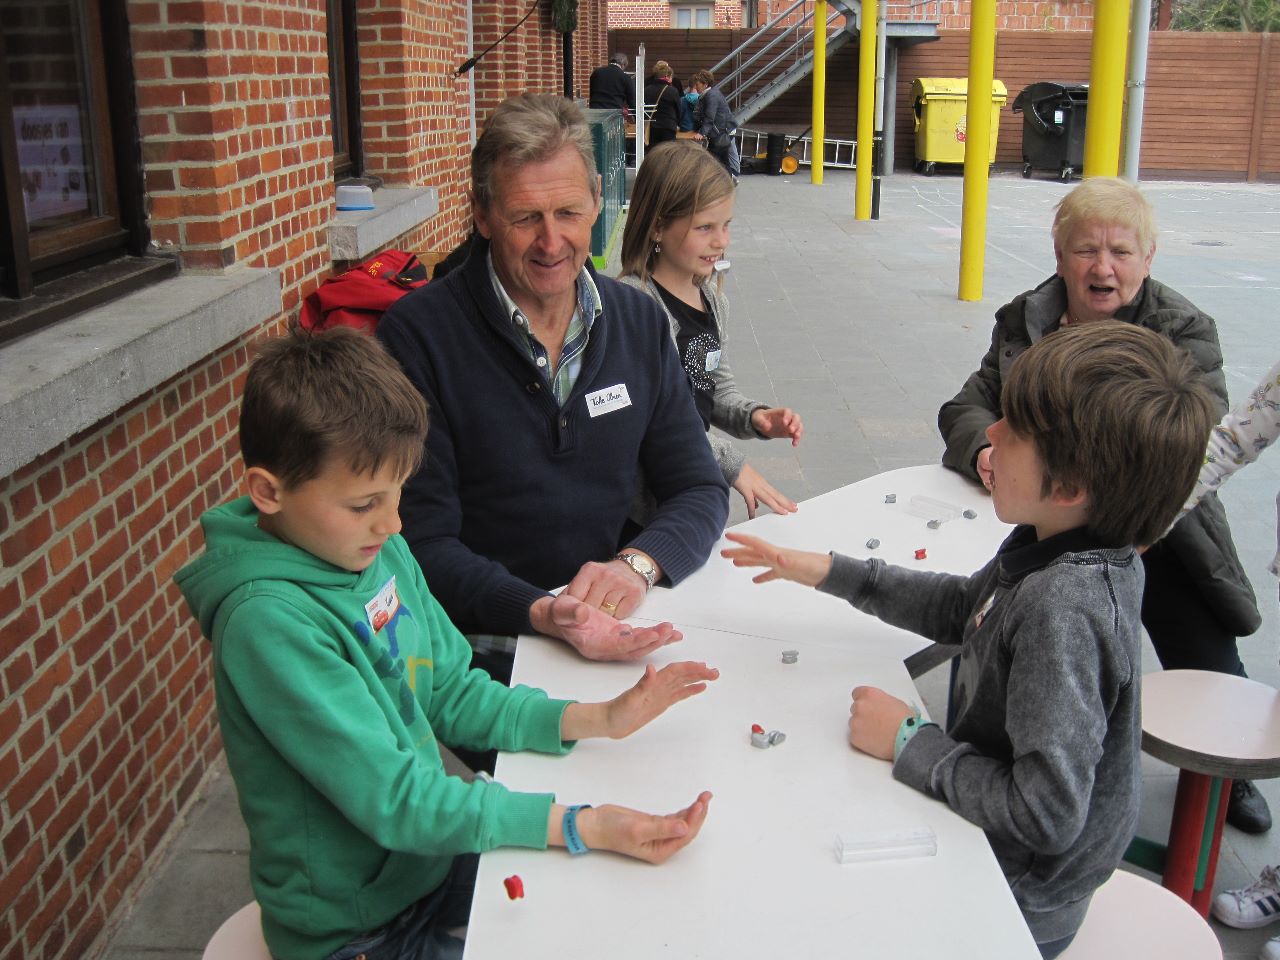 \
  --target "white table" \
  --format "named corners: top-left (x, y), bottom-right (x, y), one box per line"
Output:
top-left (636, 463), bottom-right (1011, 665)
top-left (464, 625), bottom-right (1038, 959)
top-left (463, 465), bottom-right (1034, 959)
